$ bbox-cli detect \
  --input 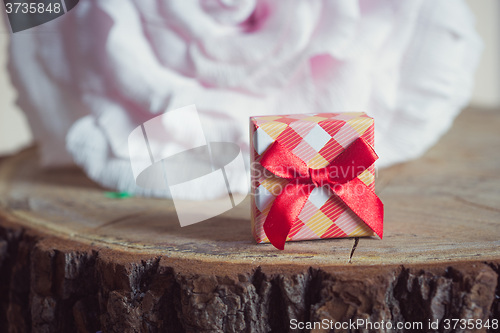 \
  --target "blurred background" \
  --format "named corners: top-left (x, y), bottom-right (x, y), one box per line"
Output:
top-left (0, 0), bottom-right (498, 156)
